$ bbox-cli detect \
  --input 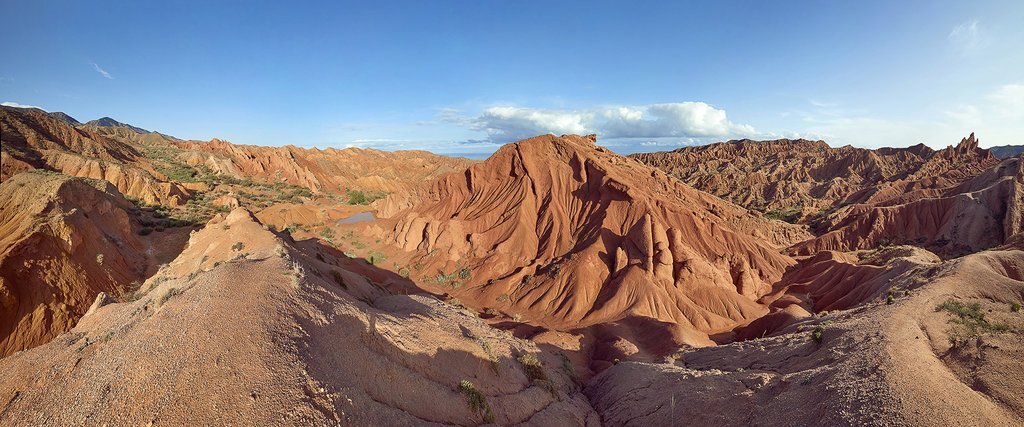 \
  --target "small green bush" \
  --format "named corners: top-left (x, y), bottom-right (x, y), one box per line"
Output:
top-left (231, 242), bottom-right (244, 251)
top-left (1012, 302), bottom-right (1021, 313)
top-left (937, 299), bottom-right (1018, 344)
top-left (458, 380), bottom-right (494, 423)
top-left (518, 353), bottom-right (556, 395)
top-left (811, 326), bottom-right (824, 344)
